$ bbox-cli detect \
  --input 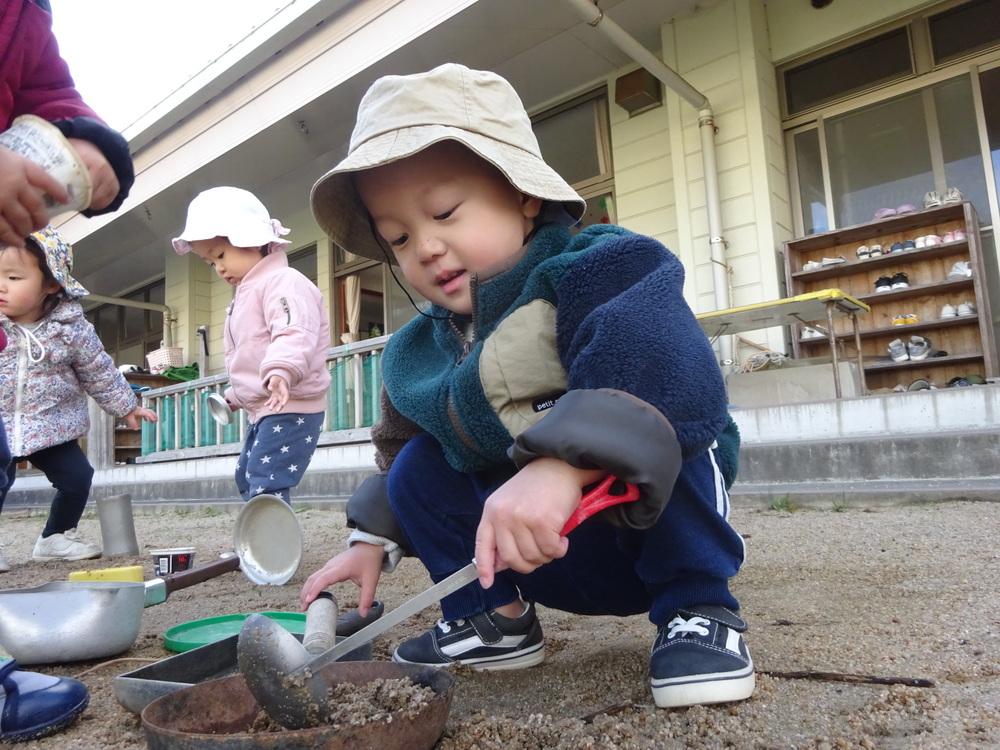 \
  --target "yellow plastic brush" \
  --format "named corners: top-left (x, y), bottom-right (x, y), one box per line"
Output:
top-left (68, 565), bottom-right (144, 582)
